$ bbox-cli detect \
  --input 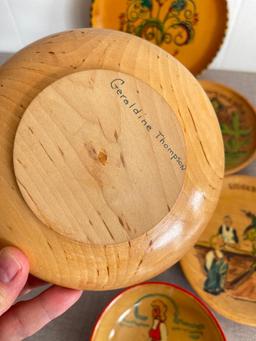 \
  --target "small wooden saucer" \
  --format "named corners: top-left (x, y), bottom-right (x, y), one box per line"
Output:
top-left (181, 175), bottom-right (256, 326)
top-left (91, 282), bottom-right (226, 341)
top-left (0, 29), bottom-right (224, 290)
top-left (200, 80), bottom-right (256, 175)
top-left (91, 0), bottom-right (228, 75)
